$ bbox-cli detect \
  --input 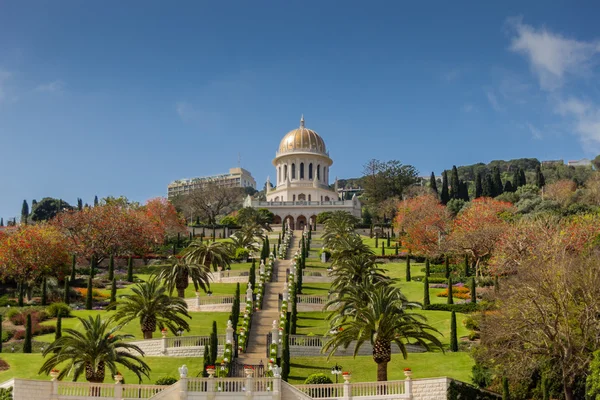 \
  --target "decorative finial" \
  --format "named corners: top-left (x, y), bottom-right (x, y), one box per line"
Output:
top-left (300, 114), bottom-right (305, 127)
